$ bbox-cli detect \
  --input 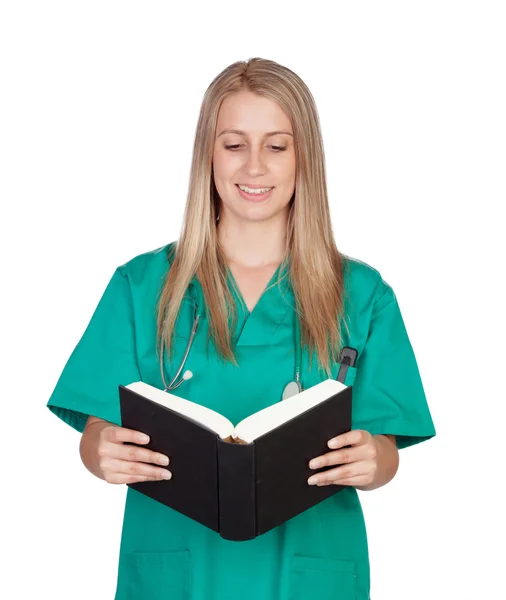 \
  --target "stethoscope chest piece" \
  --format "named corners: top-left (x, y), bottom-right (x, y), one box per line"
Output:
top-left (282, 380), bottom-right (302, 400)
